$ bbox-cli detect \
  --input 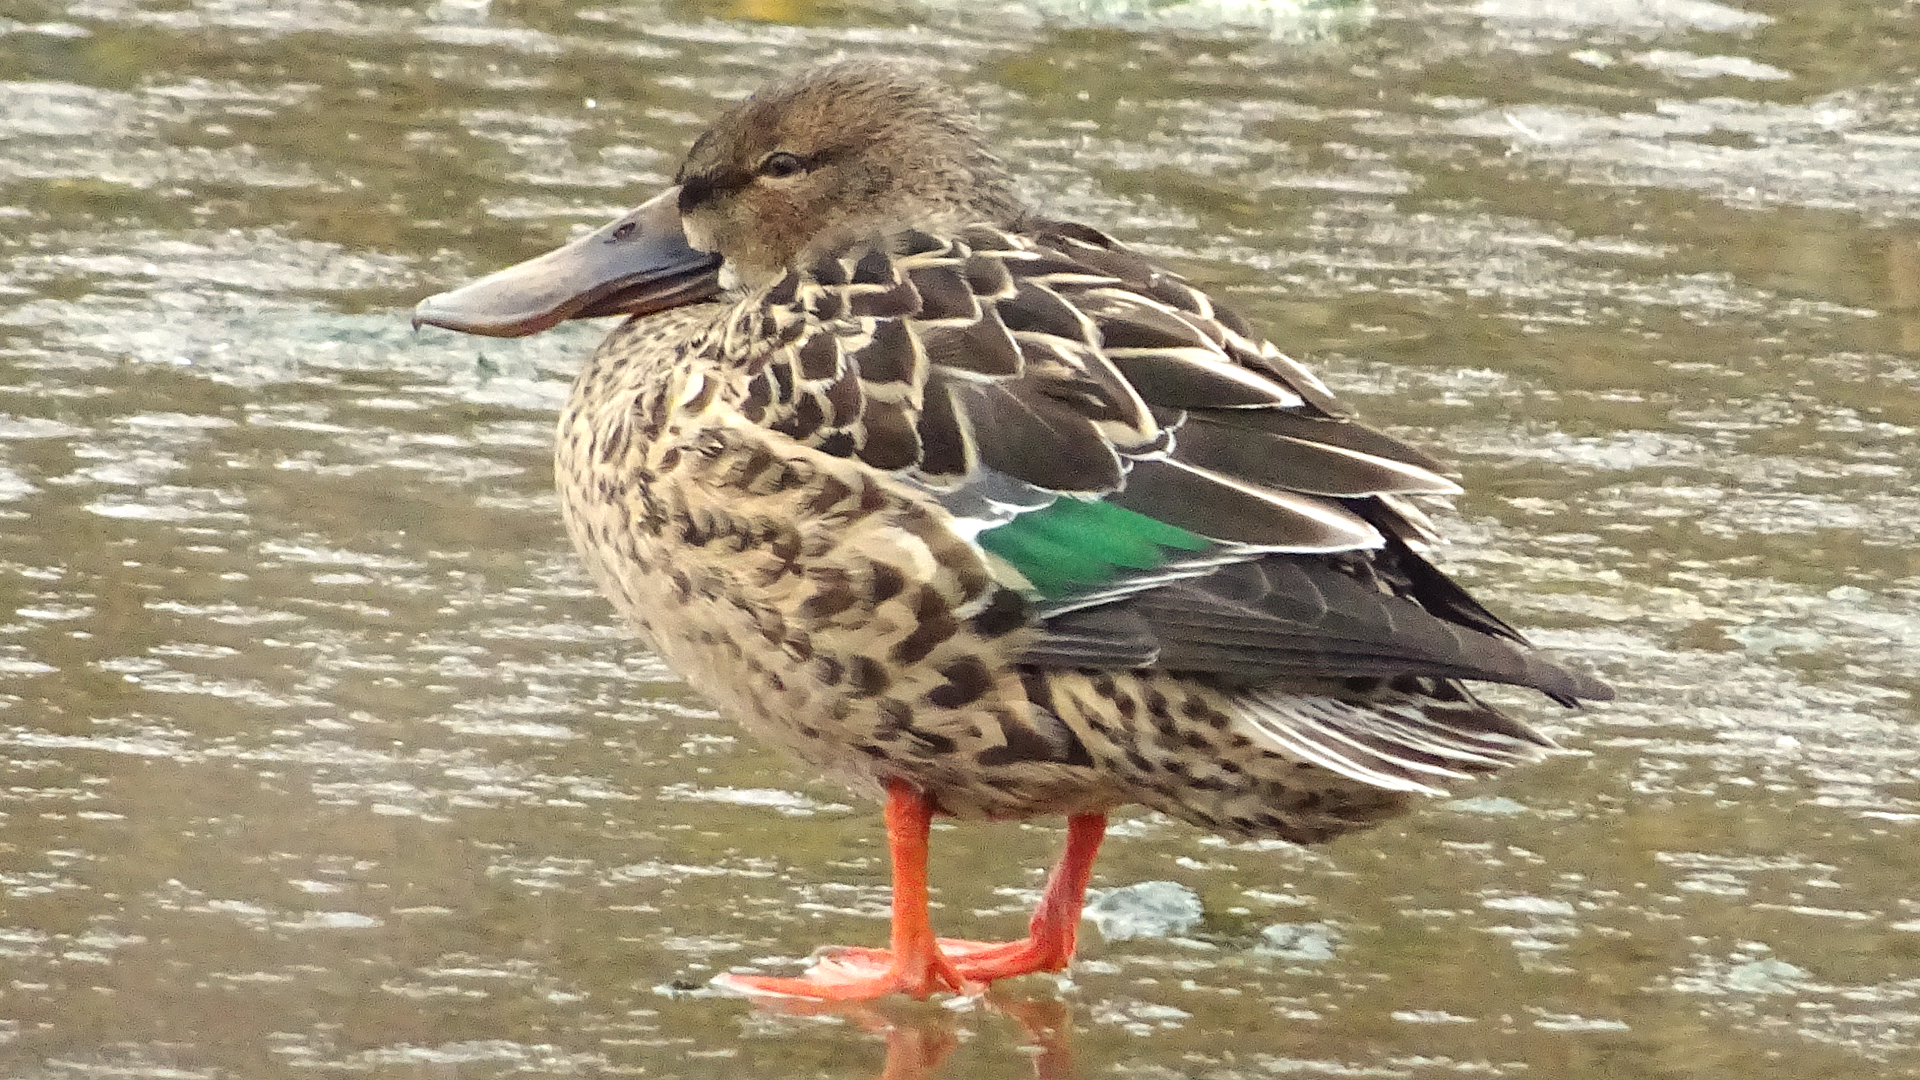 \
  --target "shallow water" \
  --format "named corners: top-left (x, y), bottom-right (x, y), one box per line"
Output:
top-left (2, 0), bottom-right (1918, 1076)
